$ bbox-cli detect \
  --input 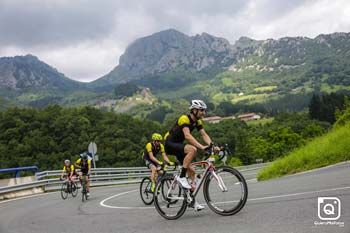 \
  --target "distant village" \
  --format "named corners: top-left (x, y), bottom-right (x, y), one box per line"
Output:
top-left (202, 113), bottom-right (261, 124)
